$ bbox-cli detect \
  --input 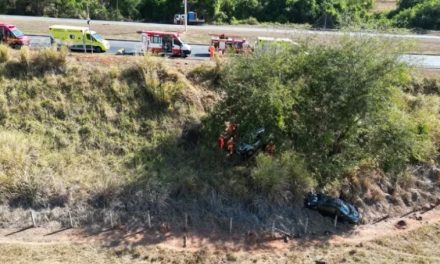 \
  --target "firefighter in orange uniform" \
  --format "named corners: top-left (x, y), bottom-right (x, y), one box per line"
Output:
top-left (227, 137), bottom-right (235, 155)
top-left (209, 45), bottom-right (216, 59)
